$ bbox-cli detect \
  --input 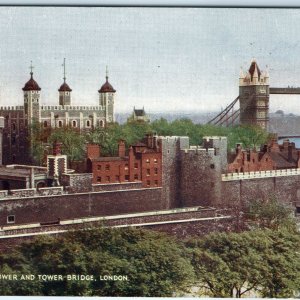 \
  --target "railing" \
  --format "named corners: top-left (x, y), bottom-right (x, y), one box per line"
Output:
top-left (222, 168), bottom-right (300, 181)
